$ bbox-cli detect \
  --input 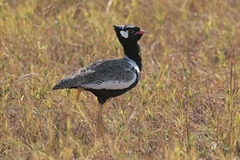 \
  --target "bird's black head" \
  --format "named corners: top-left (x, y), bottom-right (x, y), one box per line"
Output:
top-left (113, 25), bottom-right (148, 45)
